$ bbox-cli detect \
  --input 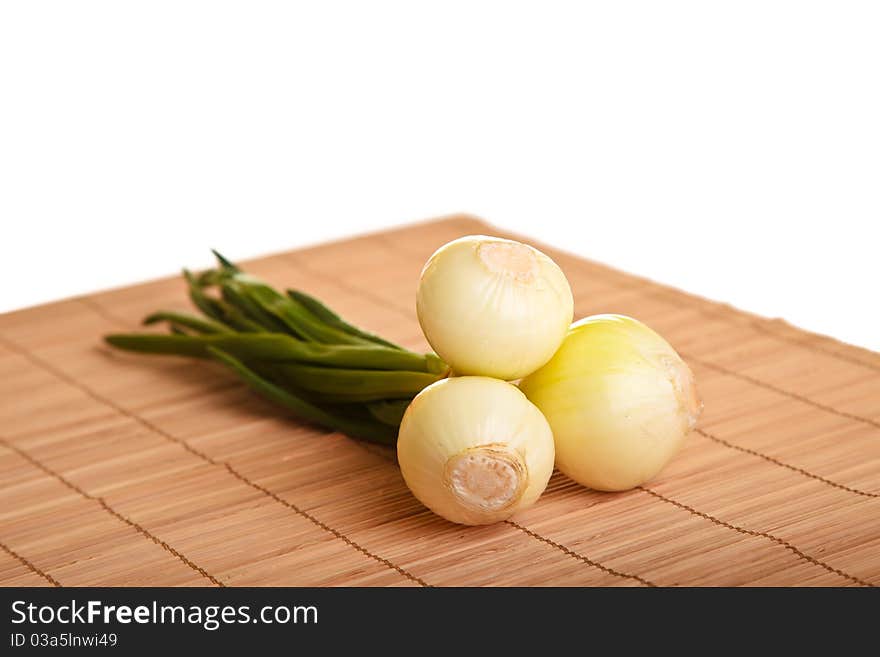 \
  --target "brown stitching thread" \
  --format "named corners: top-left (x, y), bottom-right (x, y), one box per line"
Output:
top-left (694, 429), bottom-right (878, 499)
top-left (615, 275), bottom-right (880, 373)
top-left (0, 437), bottom-right (223, 587)
top-left (505, 520), bottom-right (657, 587)
top-left (687, 354), bottom-right (880, 431)
top-left (77, 295), bottom-right (131, 327)
top-left (637, 486), bottom-right (874, 587)
top-left (597, 269), bottom-right (880, 374)
top-left (0, 540), bottom-right (62, 587)
top-left (570, 261), bottom-right (880, 374)
top-left (221, 462), bottom-right (429, 587)
top-left (345, 423), bottom-right (657, 587)
top-left (745, 319), bottom-right (880, 373)
top-left (1, 333), bottom-right (427, 588)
